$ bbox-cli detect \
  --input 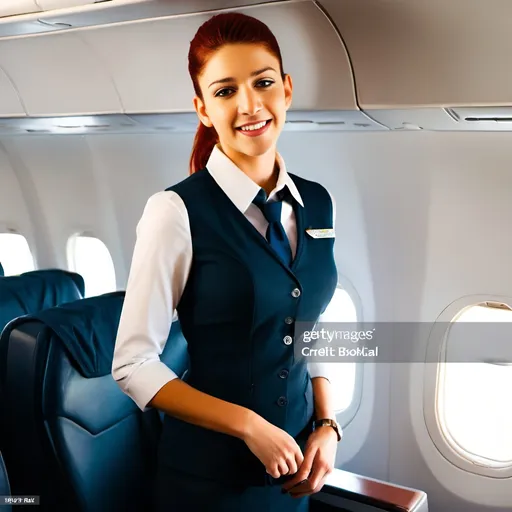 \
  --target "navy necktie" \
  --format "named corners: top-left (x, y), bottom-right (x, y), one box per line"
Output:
top-left (252, 187), bottom-right (292, 266)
